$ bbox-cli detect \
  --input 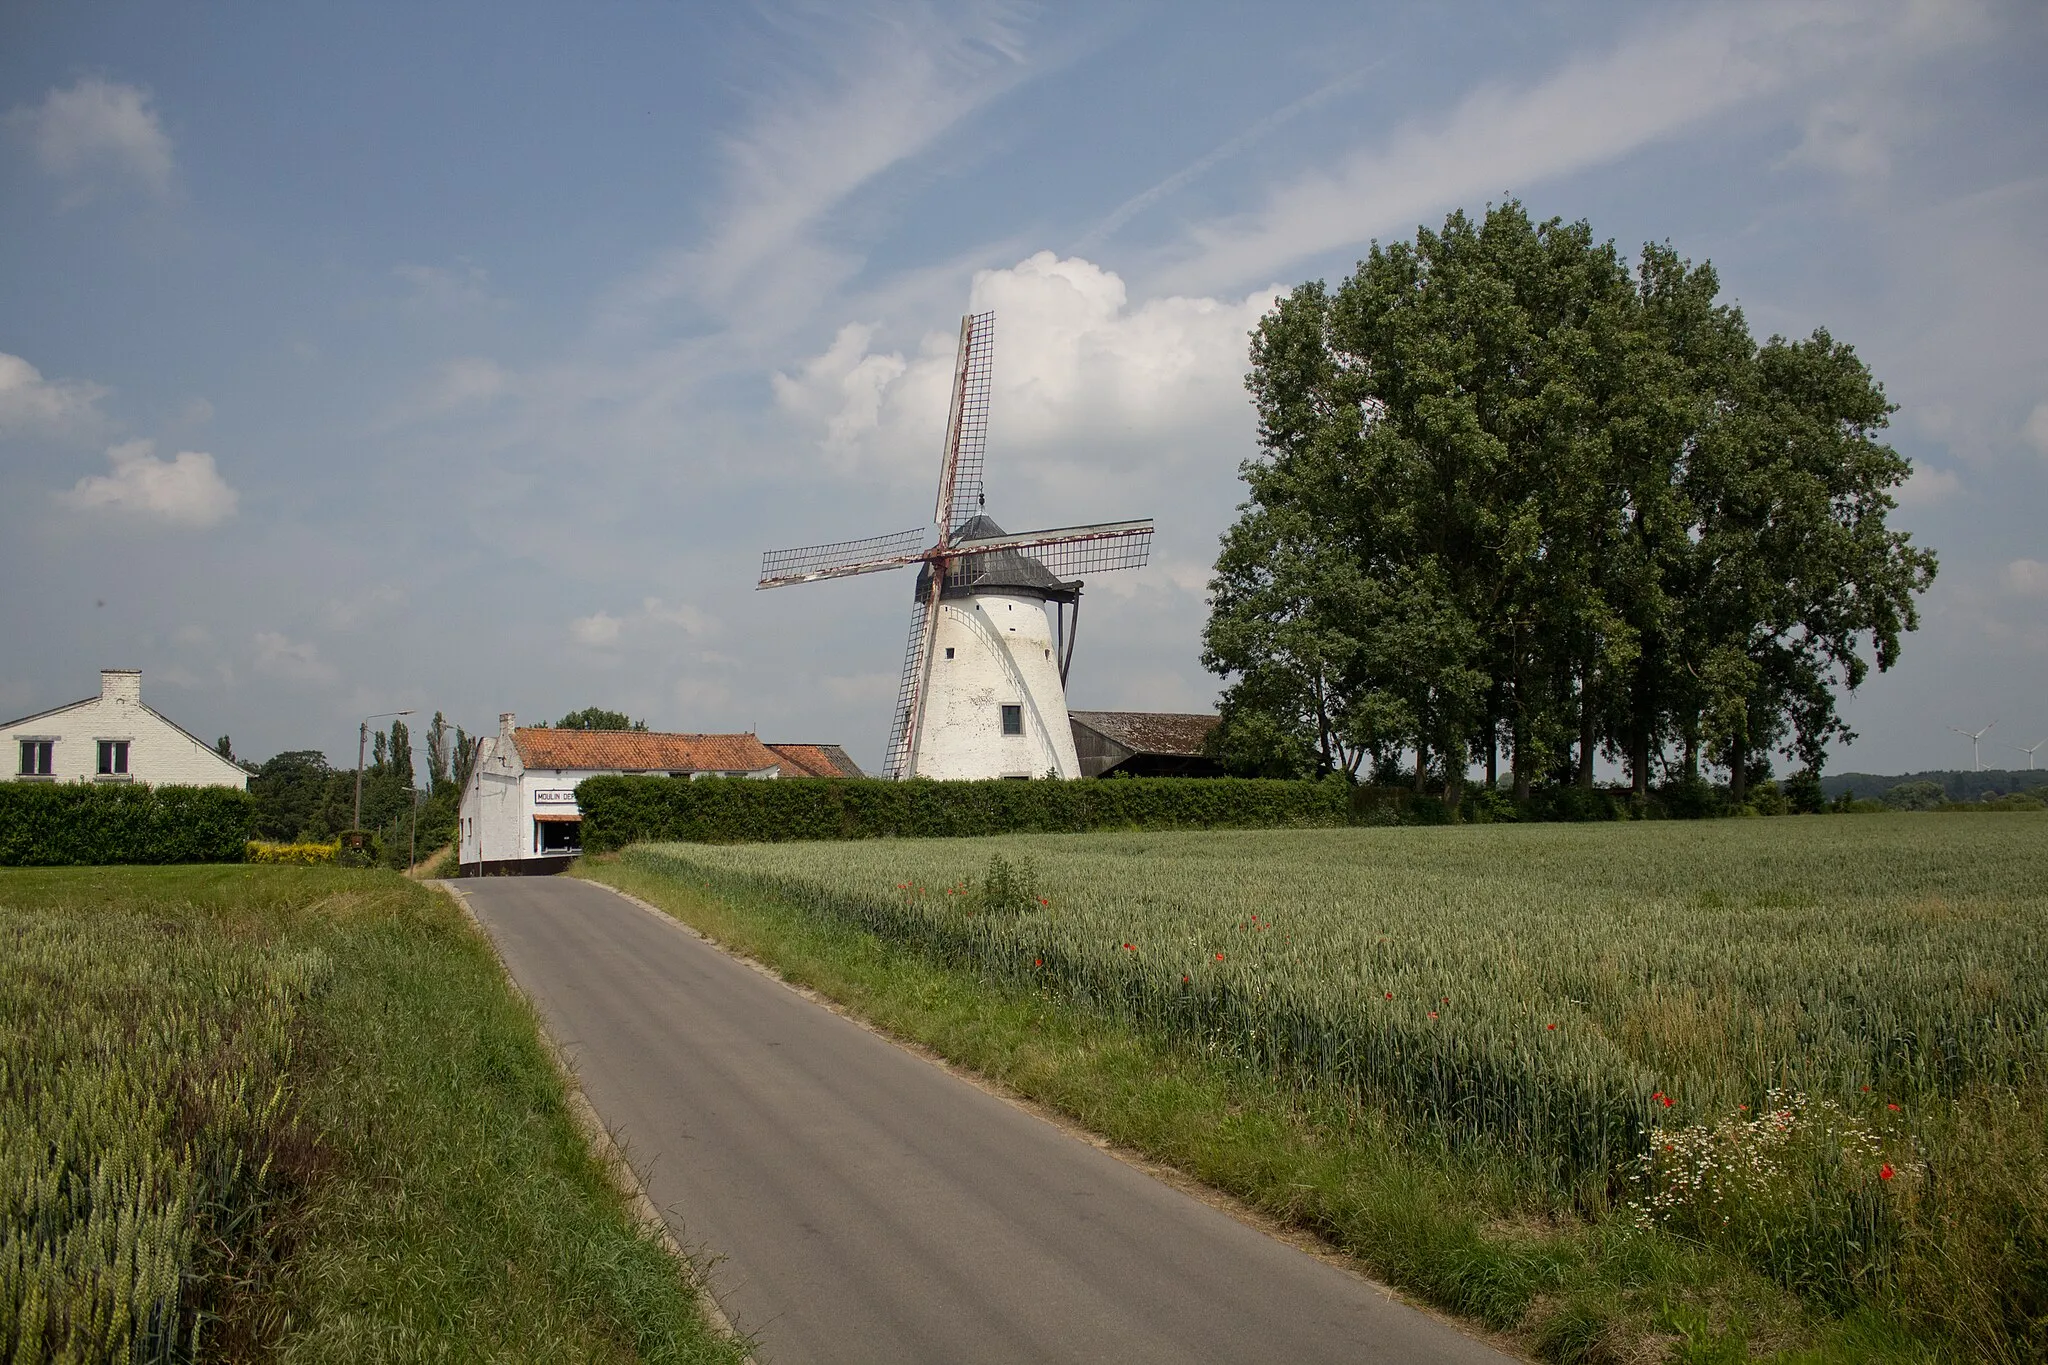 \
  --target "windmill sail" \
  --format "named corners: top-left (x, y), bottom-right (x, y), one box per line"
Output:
top-left (884, 581), bottom-right (943, 779)
top-left (940, 519), bottom-right (1152, 589)
top-left (758, 527), bottom-right (927, 588)
top-left (933, 311), bottom-right (995, 539)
